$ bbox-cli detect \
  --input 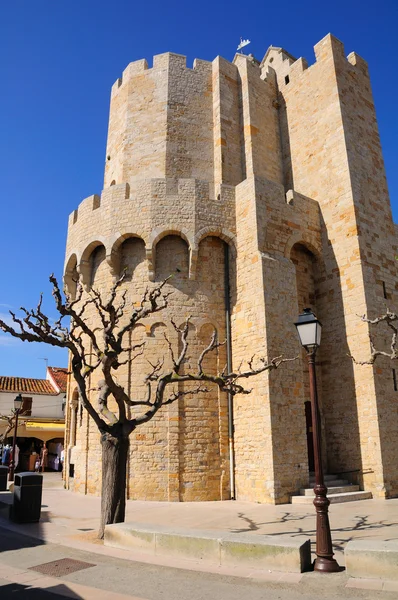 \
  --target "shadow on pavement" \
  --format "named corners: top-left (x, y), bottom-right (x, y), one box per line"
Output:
top-left (0, 525), bottom-right (45, 551)
top-left (0, 582), bottom-right (82, 599)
